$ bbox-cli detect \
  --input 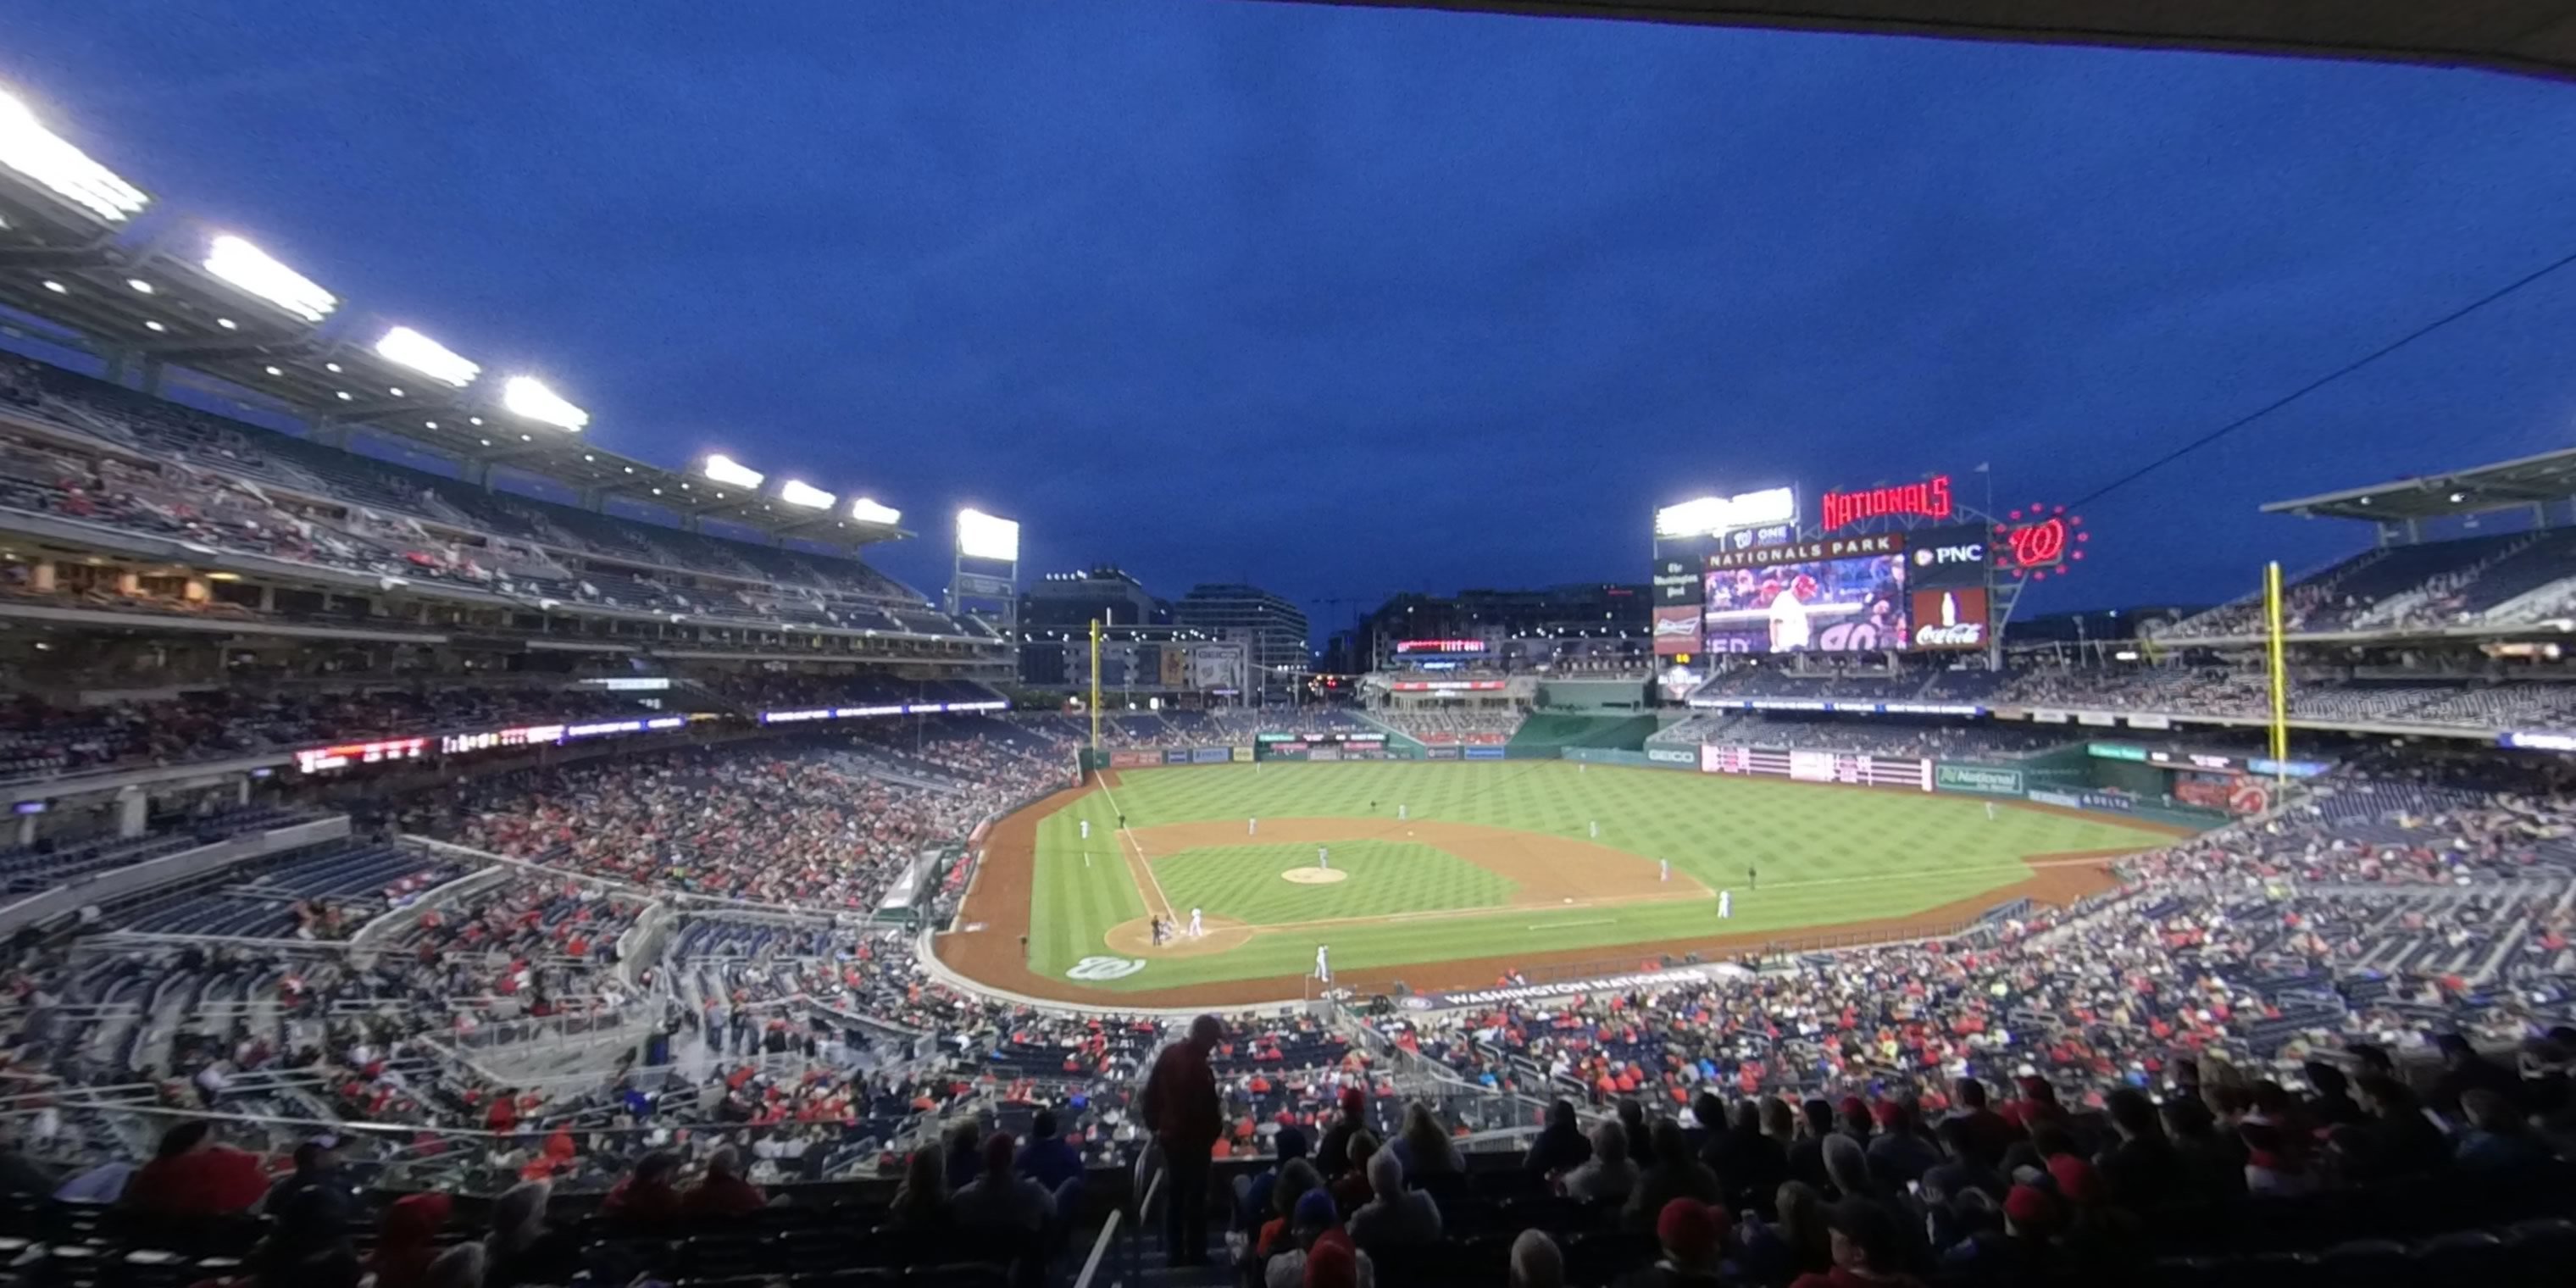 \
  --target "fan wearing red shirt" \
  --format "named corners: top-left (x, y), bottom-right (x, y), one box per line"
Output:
top-left (682, 1146), bottom-right (769, 1217)
top-left (120, 1122), bottom-right (269, 1216)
